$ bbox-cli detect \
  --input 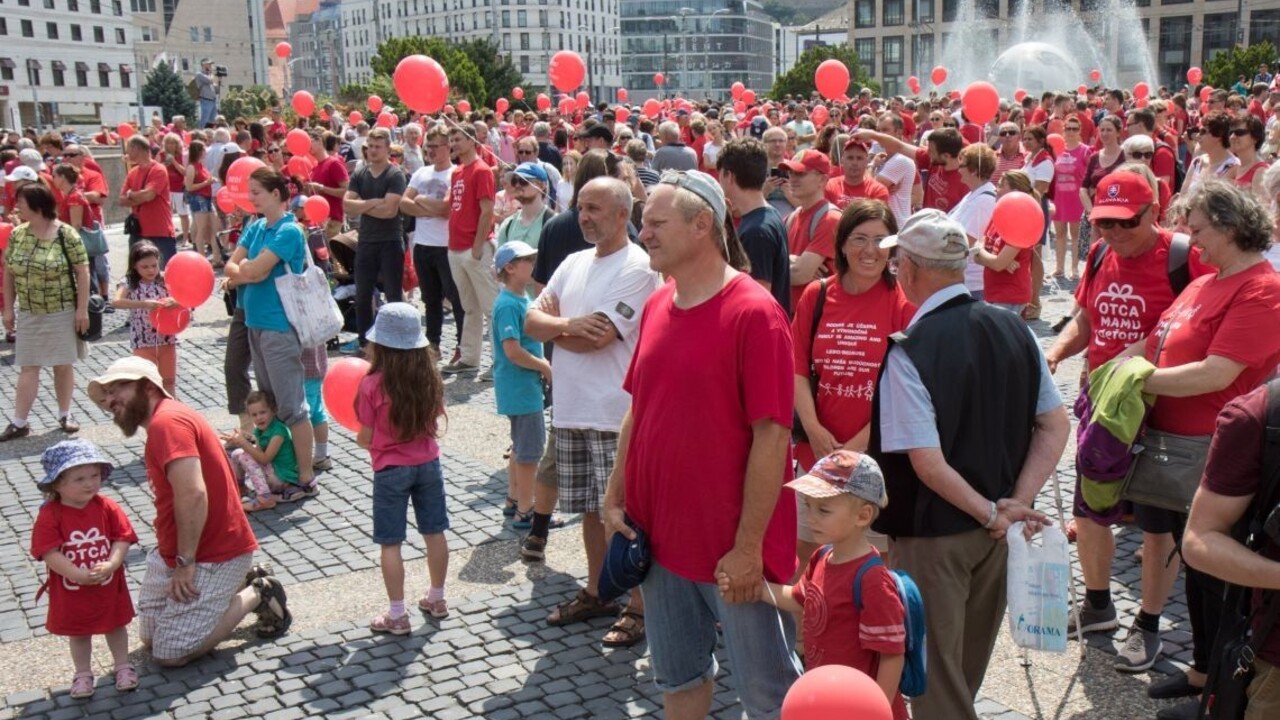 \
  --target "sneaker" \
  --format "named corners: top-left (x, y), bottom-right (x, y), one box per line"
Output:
top-left (477, 367), bottom-right (493, 383)
top-left (449, 348), bottom-right (462, 365)
top-left (1067, 600), bottom-right (1119, 635)
top-left (521, 534), bottom-right (547, 561)
top-left (441, 361), bottom-right (478, 376)
top-left (103, 303), bottom-right (116, 314)
top-left (370, 612), bottom-right (411, 635)
top-left (1114, 625), bottom-right (1163, 673)
top-left (339, 339), bottom-right (365, 356)
top-left (418, 596), bottom-right (448, 619)
top-left (312, 456), bottom-right (334, 472)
